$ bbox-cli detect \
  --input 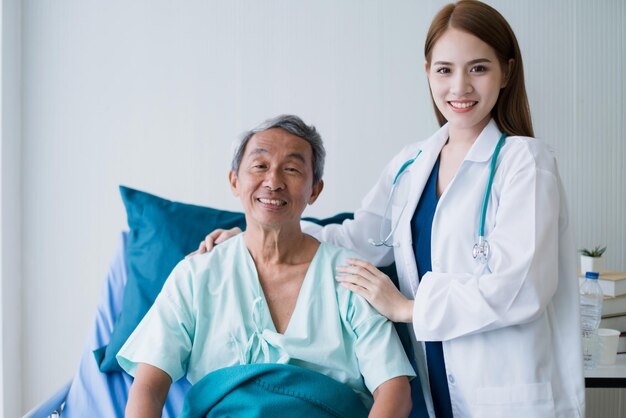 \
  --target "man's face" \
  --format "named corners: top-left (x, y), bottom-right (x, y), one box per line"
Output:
top-left (230, 128), bottom-right (323, 229)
